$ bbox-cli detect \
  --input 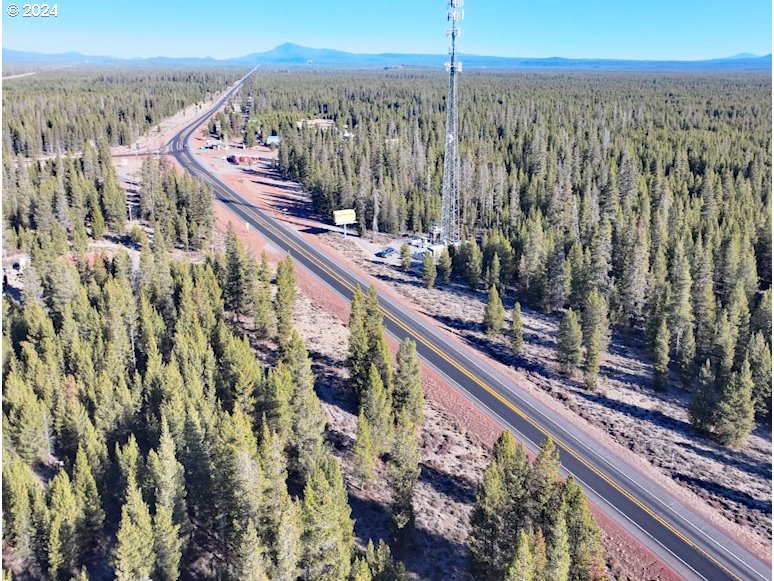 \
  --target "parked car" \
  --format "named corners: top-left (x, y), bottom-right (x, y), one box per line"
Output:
top-left (376, 247), bottom-right (396, 258)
